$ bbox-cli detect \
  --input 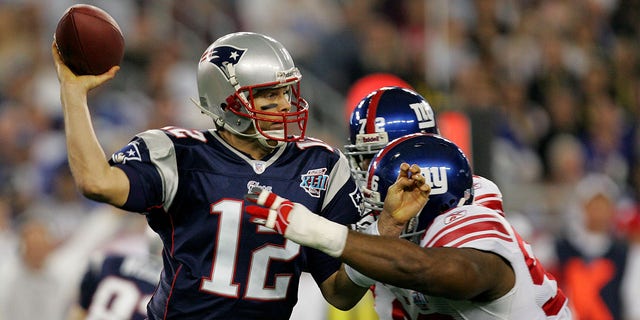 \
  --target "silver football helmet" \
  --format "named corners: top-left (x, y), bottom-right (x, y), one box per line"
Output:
top-left (194, 32), bottom-right (309, 148)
